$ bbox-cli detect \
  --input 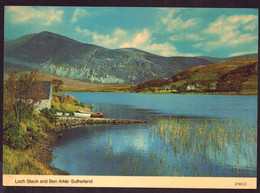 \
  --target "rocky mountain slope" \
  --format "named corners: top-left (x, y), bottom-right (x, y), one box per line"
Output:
top-left (4, 31), bottom-right (258, 84)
